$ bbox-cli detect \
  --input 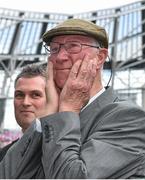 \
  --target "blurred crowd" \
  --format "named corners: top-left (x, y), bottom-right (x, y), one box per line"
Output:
top-left (0, 129), bottom-right (22, 148)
